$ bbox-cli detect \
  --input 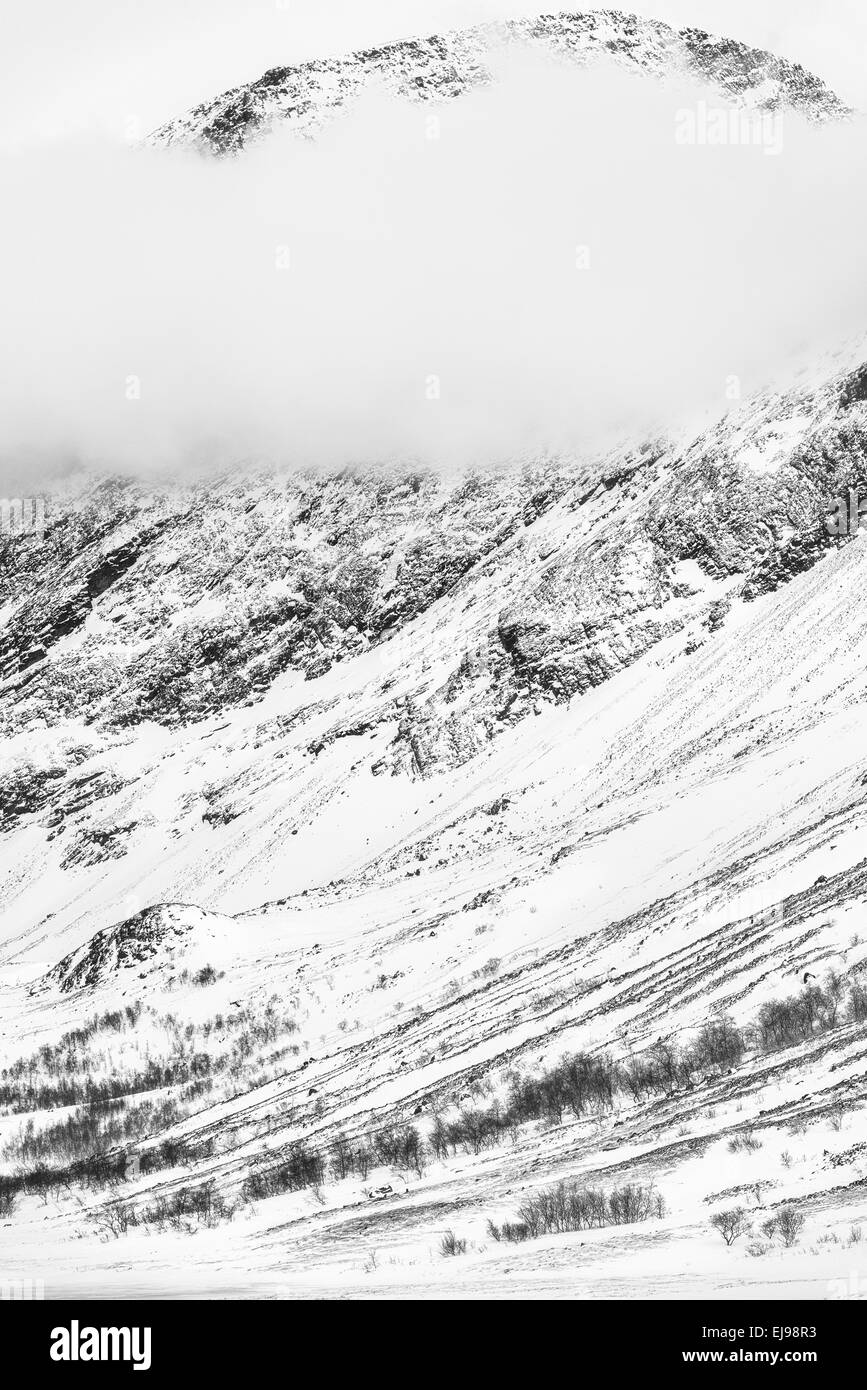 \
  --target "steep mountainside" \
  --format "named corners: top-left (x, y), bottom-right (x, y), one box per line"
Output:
top-left (2, 345), bottom-right (866, 830)
top-left (150, 10), bottom-right (848, 154)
